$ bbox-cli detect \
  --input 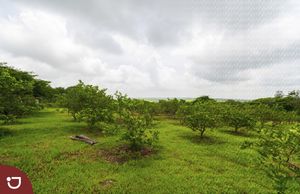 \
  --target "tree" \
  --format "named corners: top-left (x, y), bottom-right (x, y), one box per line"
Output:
top-left (250, 104), bottom-right (274, 129)
top-left (120, 109), bottom-right (158, 151)
top-left (185, 102), bottom-right (220, 137)
top-left (114, 93), bottom-right (159, 150)
top-left (78, 84), bottom-right (114, 128)
top-left (242, 126), bottom-right (300, 193)
top-left (158, 98), bottom-right (184, 117)
top-left (222, 105), bottom-right (256, 133)
top-left (62, 81), bottom-right (89, 121)
top-left (0, 63), bottom-right (39, 123)
top-left (62, 81), bottom-right (114, 128)
top-left (32, 79), bottom-right (54, 103)
top-left (115, 92), bottom-right (156, 128)
top-left (192, 96), bottom-right (216, 104)
top-left (252, 90), bottom-right (300, 115)
top-left (176, 103), bottom-right (192, 124)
